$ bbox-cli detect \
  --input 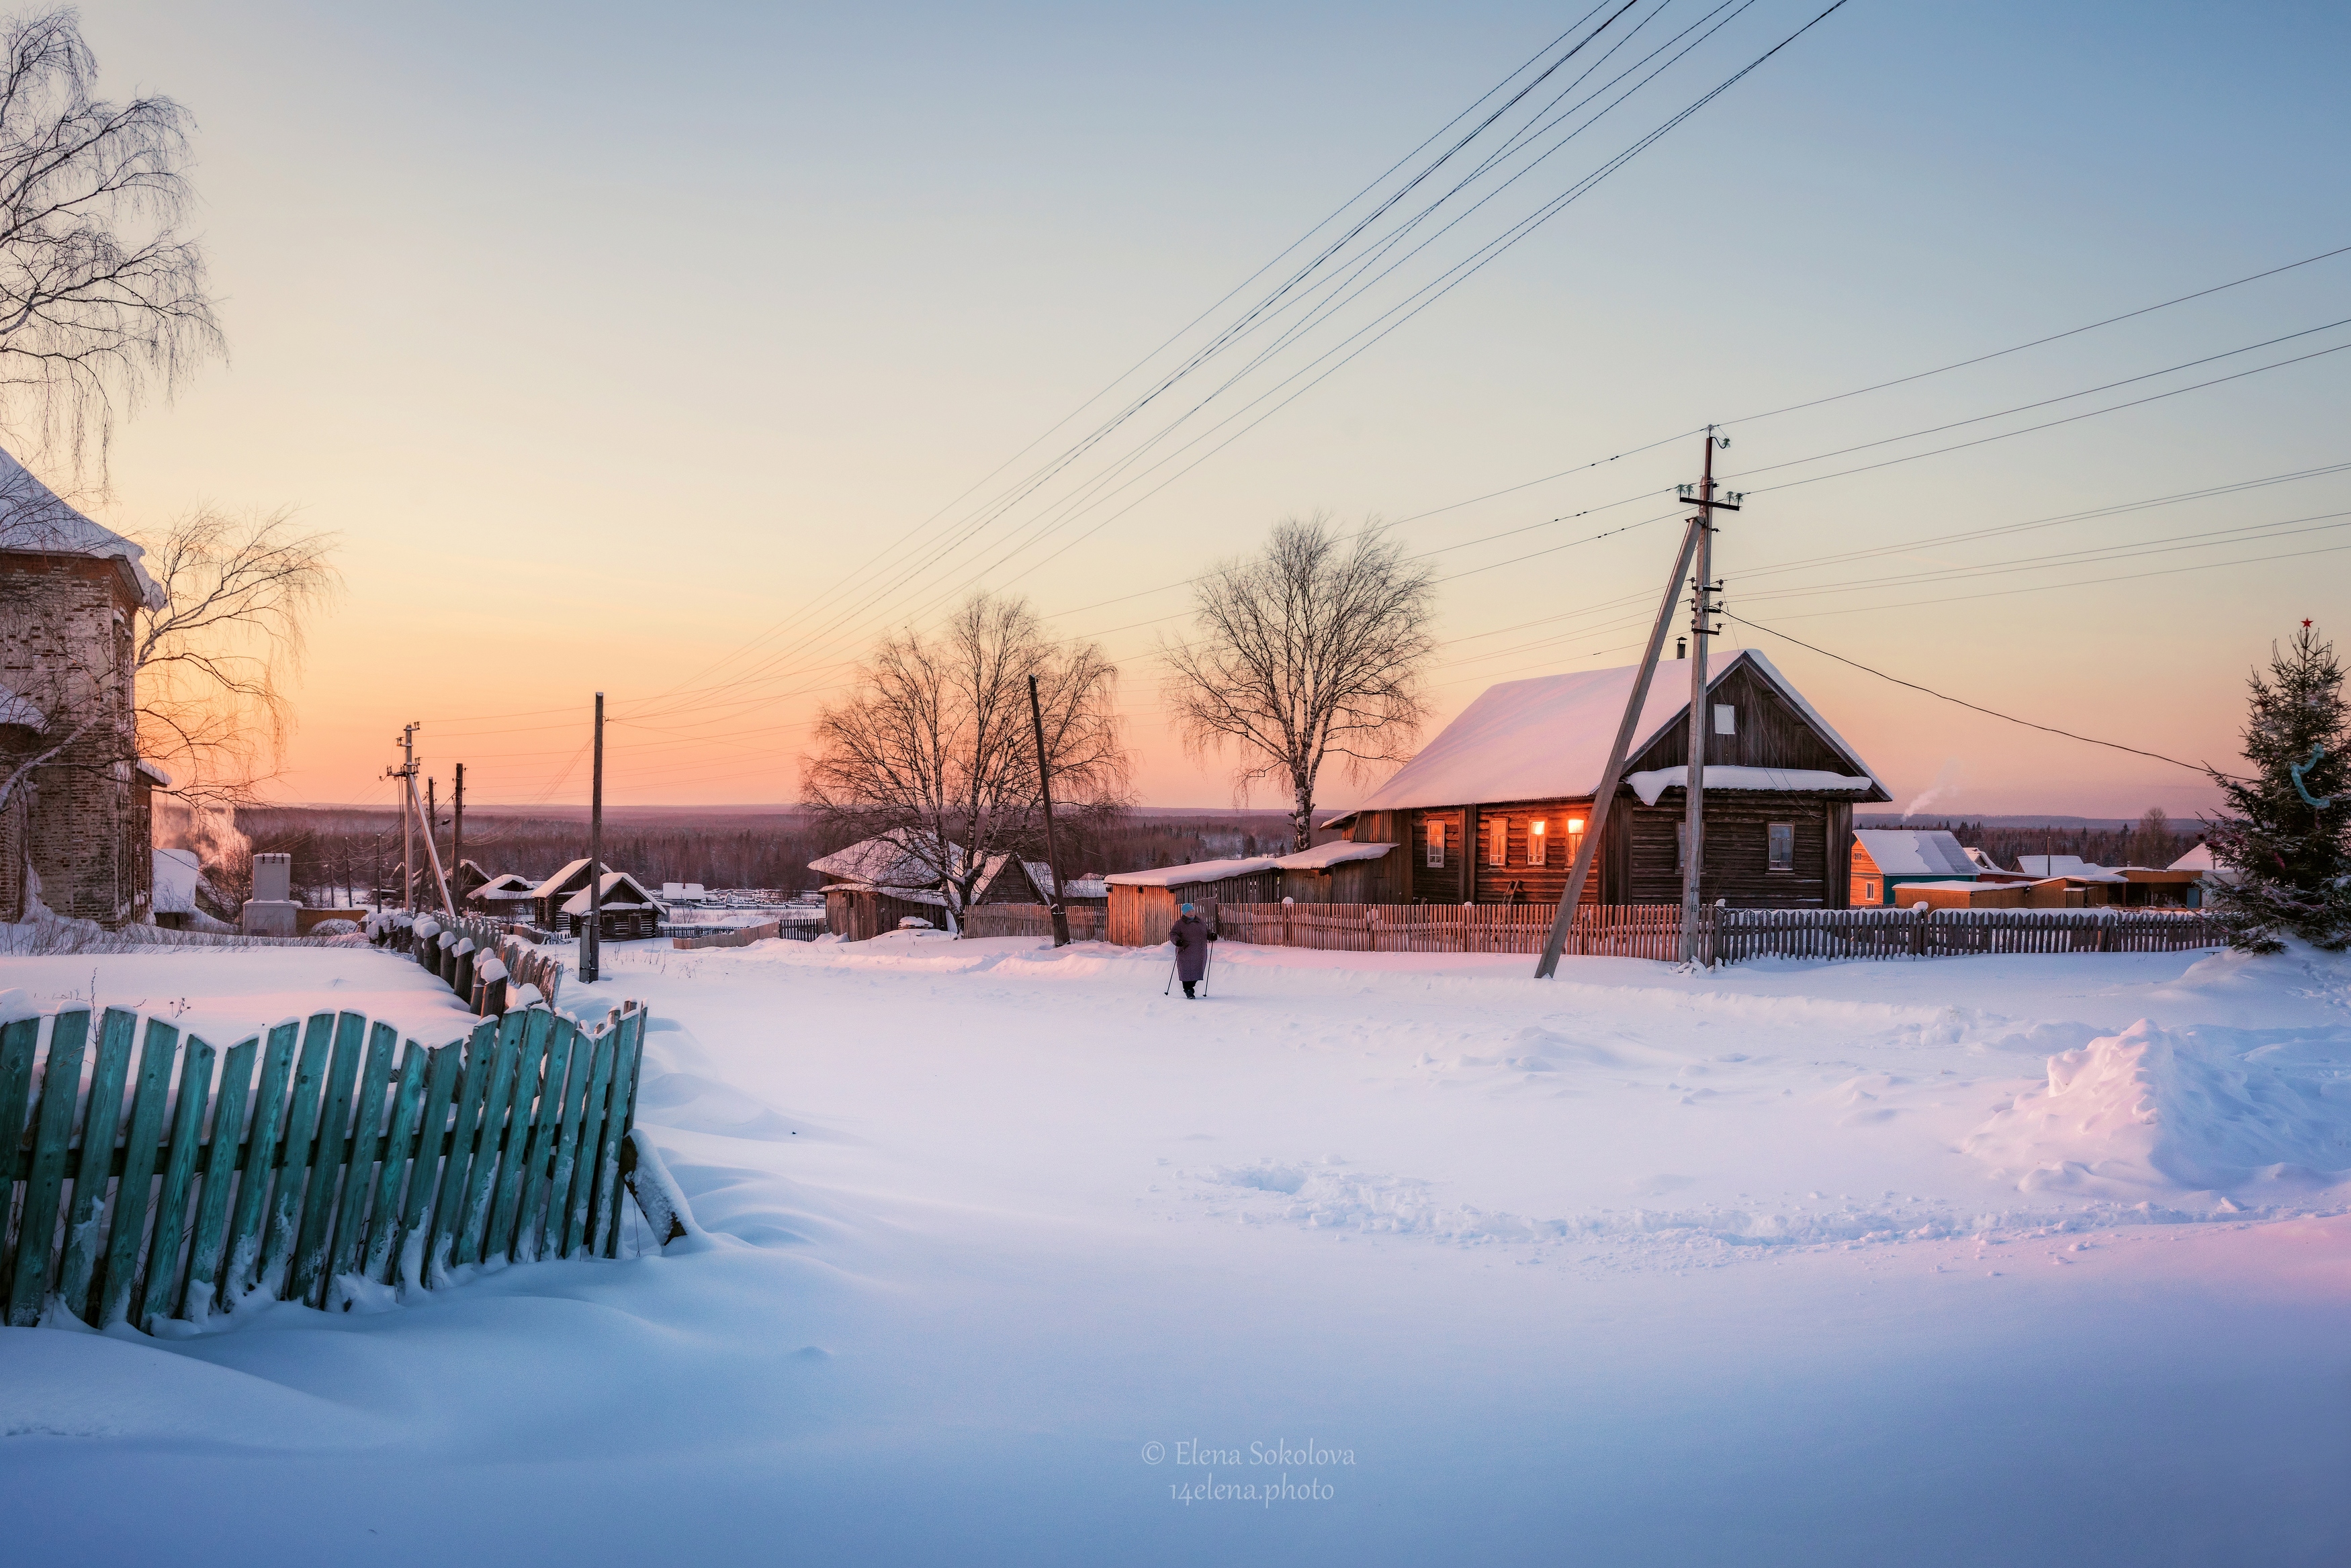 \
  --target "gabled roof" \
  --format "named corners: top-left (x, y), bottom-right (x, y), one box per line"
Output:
top-left (469, 872), bottom-right (536, 901)
top-left (970, 853), bottom-right (1060, 902)
top-left (809, 829), bottom-right (963, 890)
top-left (0, 445), bottom-right (166, 608)
top-left (1352, 649), bottom-right (1888, 811)
top-left (2169, 843), bottom-right (2226, 872)
top-left (529, 858), bottom-right (611, 900)
top-left (560, 870), bottom-right (660, 915)
top-left (1852, 829), bottom-right (1979, 879)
